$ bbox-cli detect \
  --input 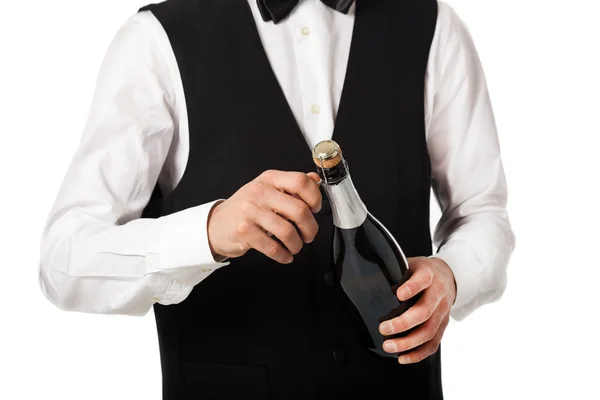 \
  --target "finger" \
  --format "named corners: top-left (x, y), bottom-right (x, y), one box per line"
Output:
top-left (382, 305), bottom-right (446, 354)
top-left (380, 282), bottom-right (444, 335)
top-left (251, 206), bottom-right (304, 255)
top-left (260, 185), bottom-right (319, 244)
top-left (398, 315), bottom-right (450, 364)
top-left (306, 172), bottom-right (321, 184)
top-left (260, 170), bottom-right (322, 213)
top-left (289, 173), bottom-right (321, 204)
top-left (244, 223), bottom-right (294, 264)
top-left (396, 265), bottom-right (434, 301)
